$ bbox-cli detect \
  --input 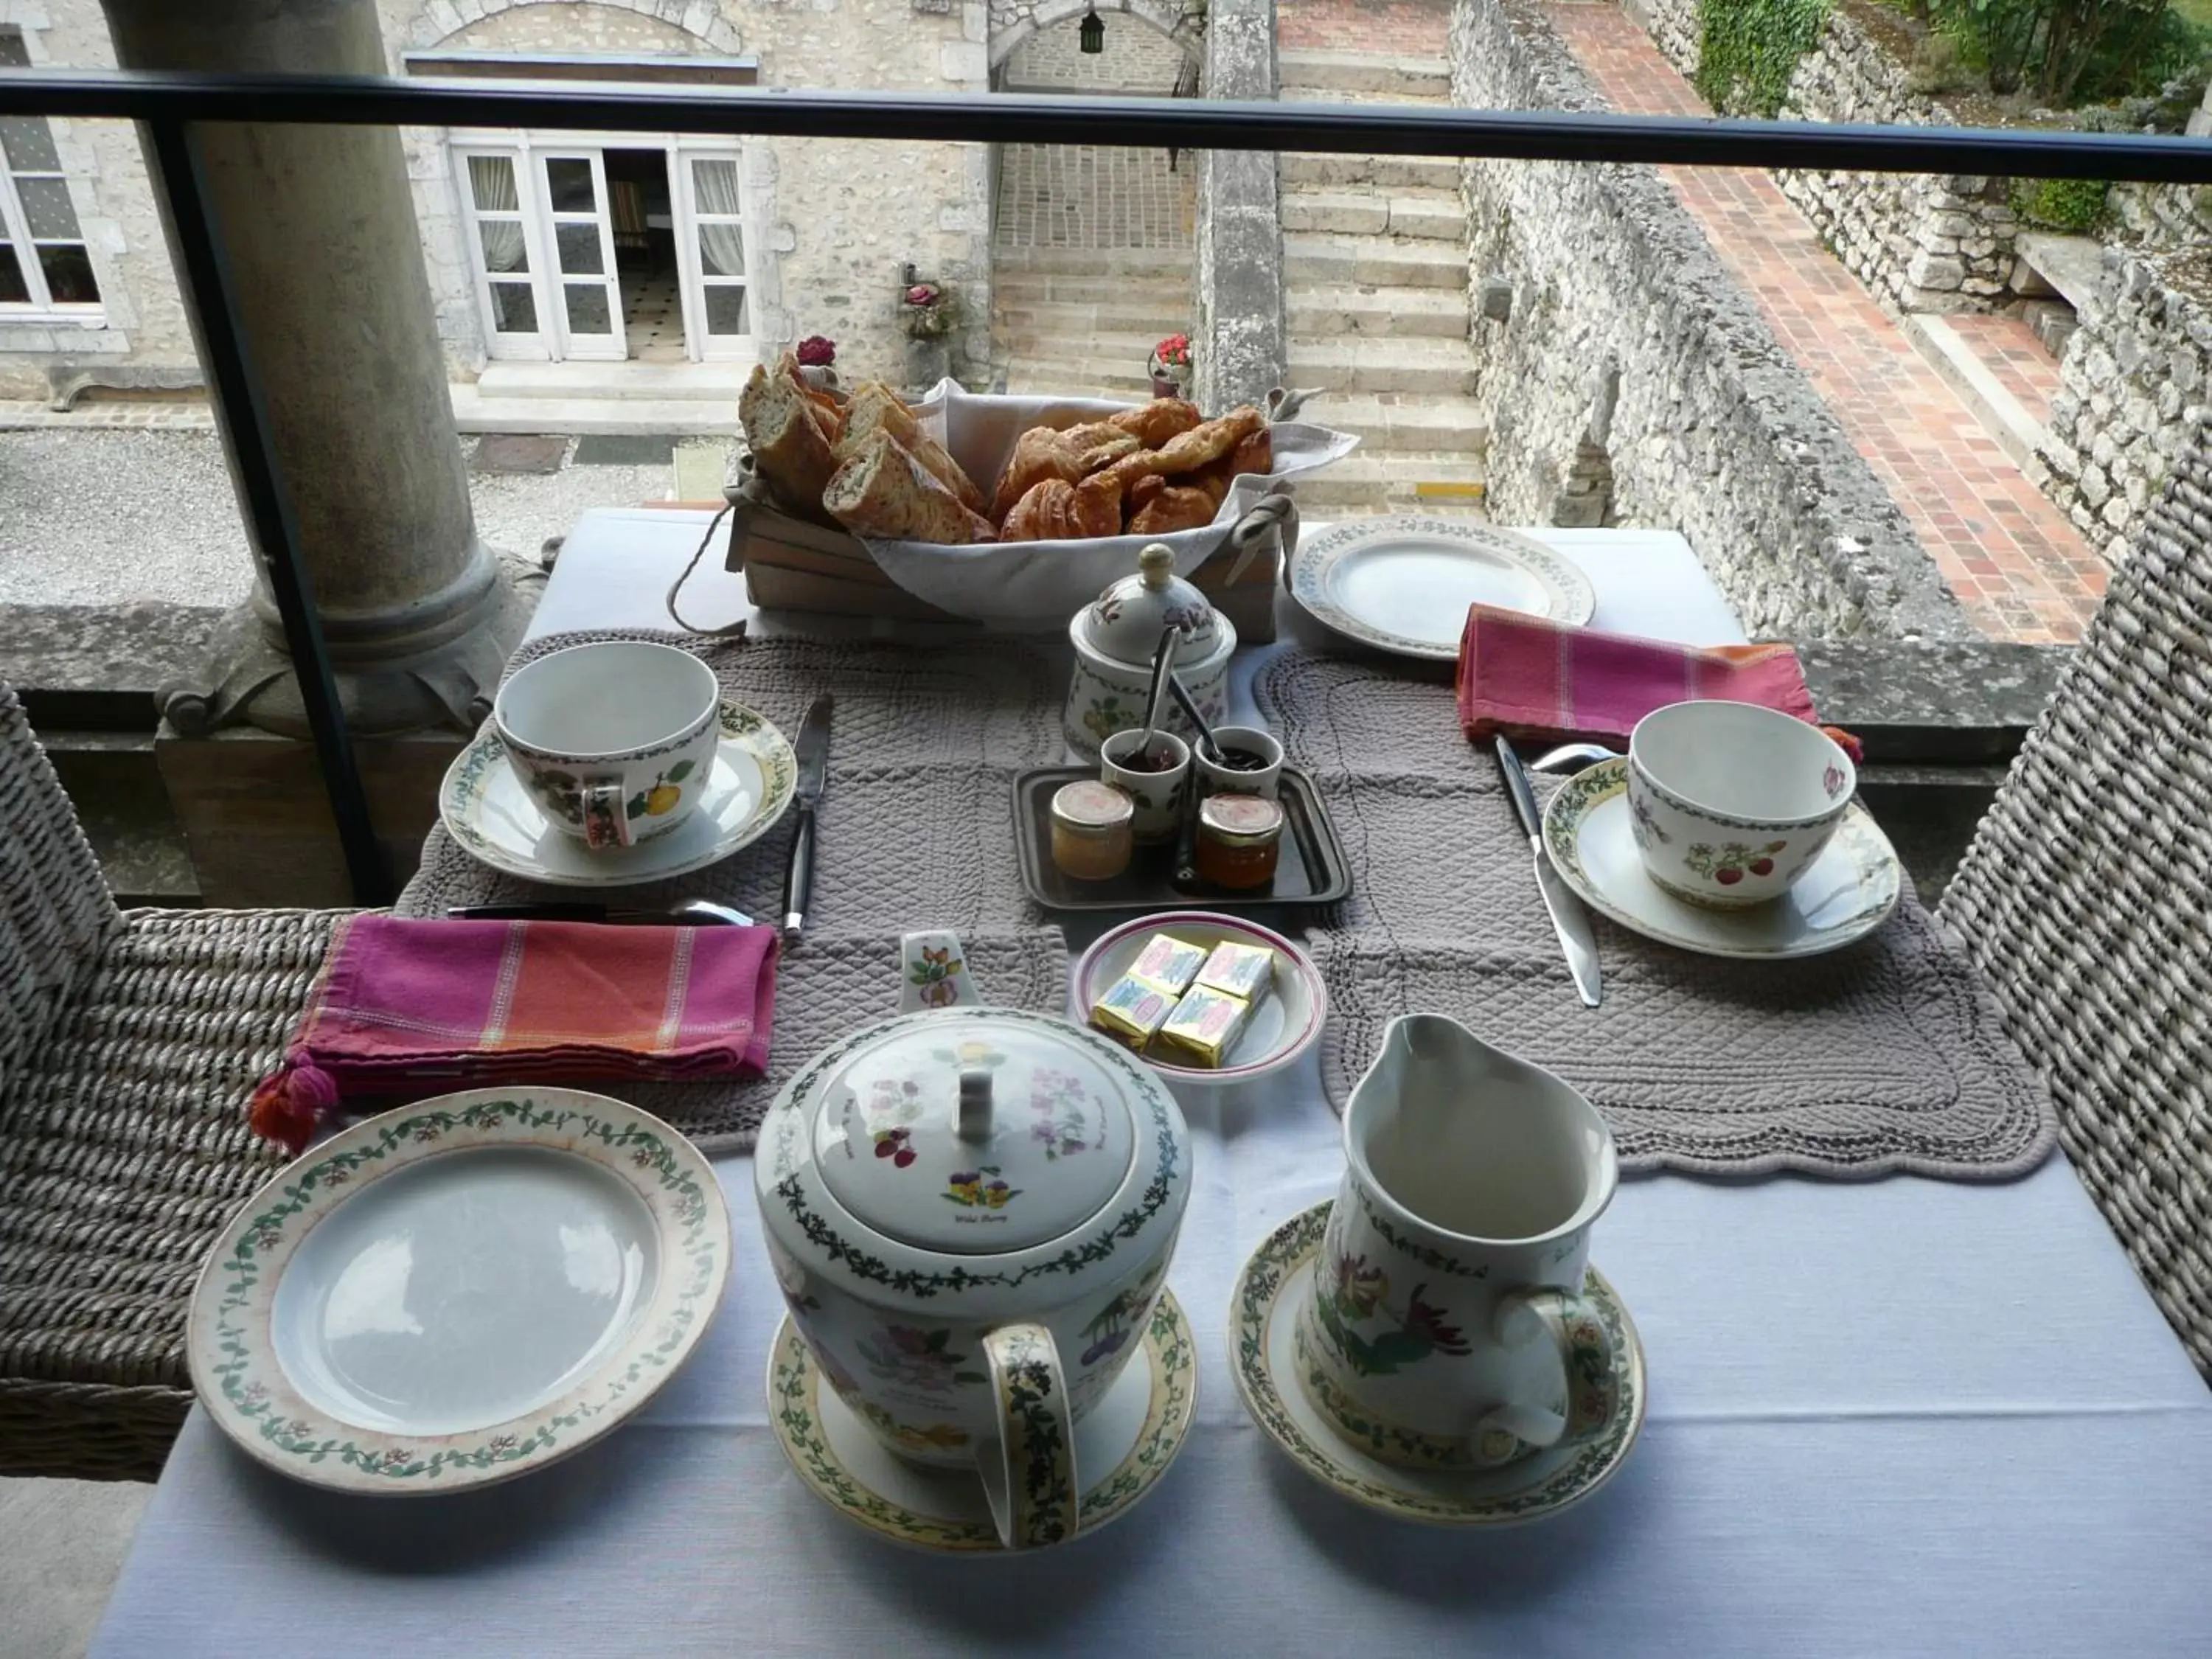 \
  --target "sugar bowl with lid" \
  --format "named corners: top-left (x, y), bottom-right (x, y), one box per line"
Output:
top-left (1065, 543), bottom-right (1237, 758)
top-left (754, 931), bottom-right (1192, 1549)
